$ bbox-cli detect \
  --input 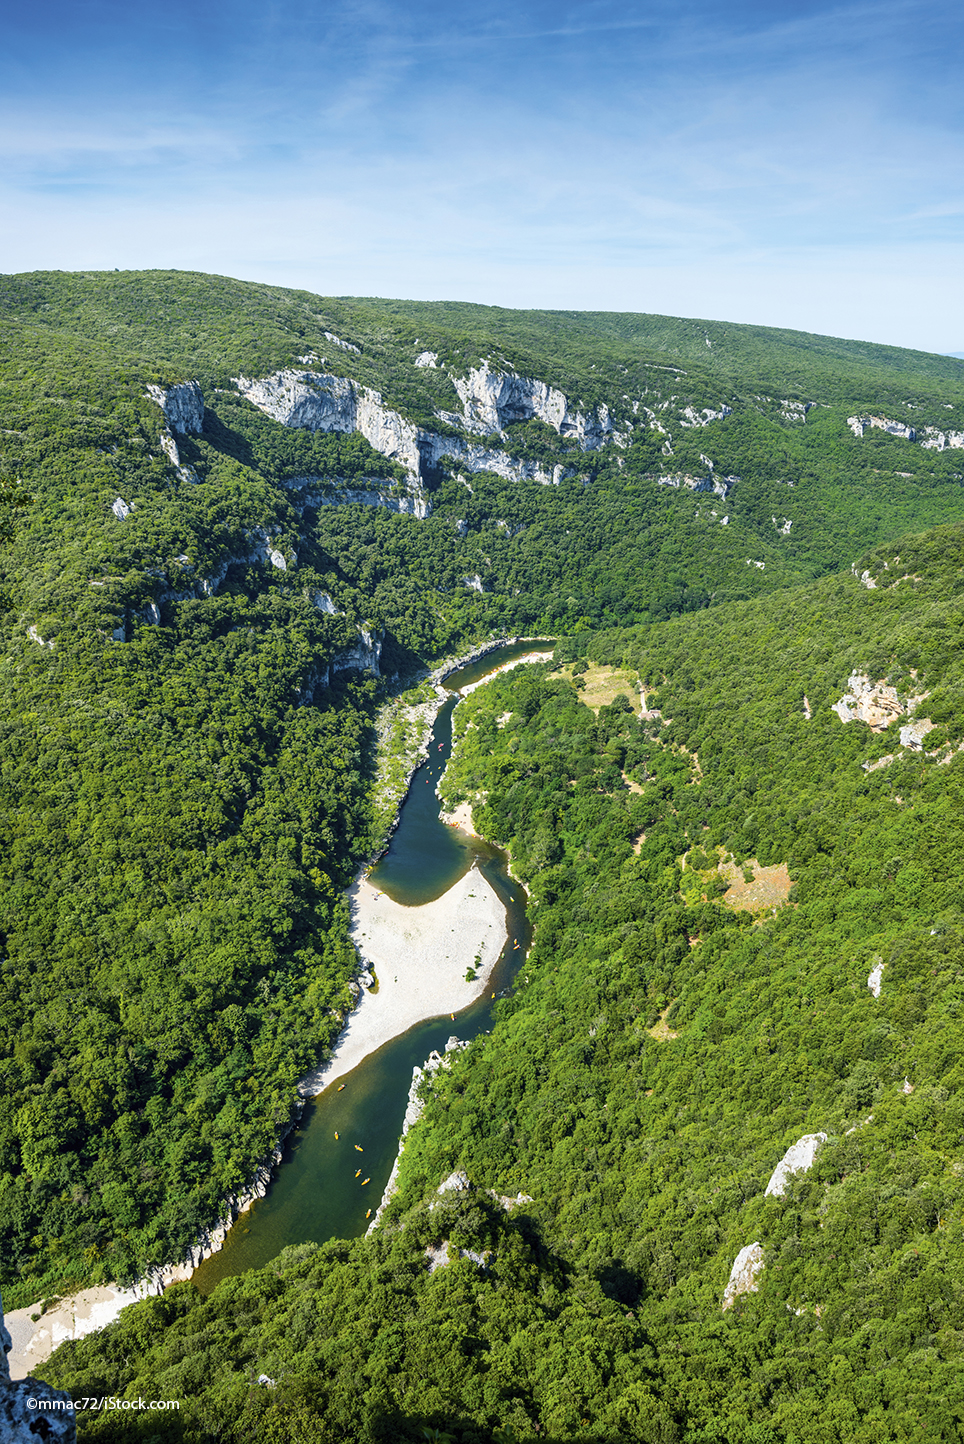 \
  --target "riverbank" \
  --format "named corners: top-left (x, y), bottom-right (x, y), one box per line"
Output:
top-left (370, 637), bottom-right (554, 847)
top-left (6, 640), bottom-right (538, 1376)
top-left (454, 649), bottom-right (555, 696)
top-left (298, 865), bottom-right (507, 1096)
